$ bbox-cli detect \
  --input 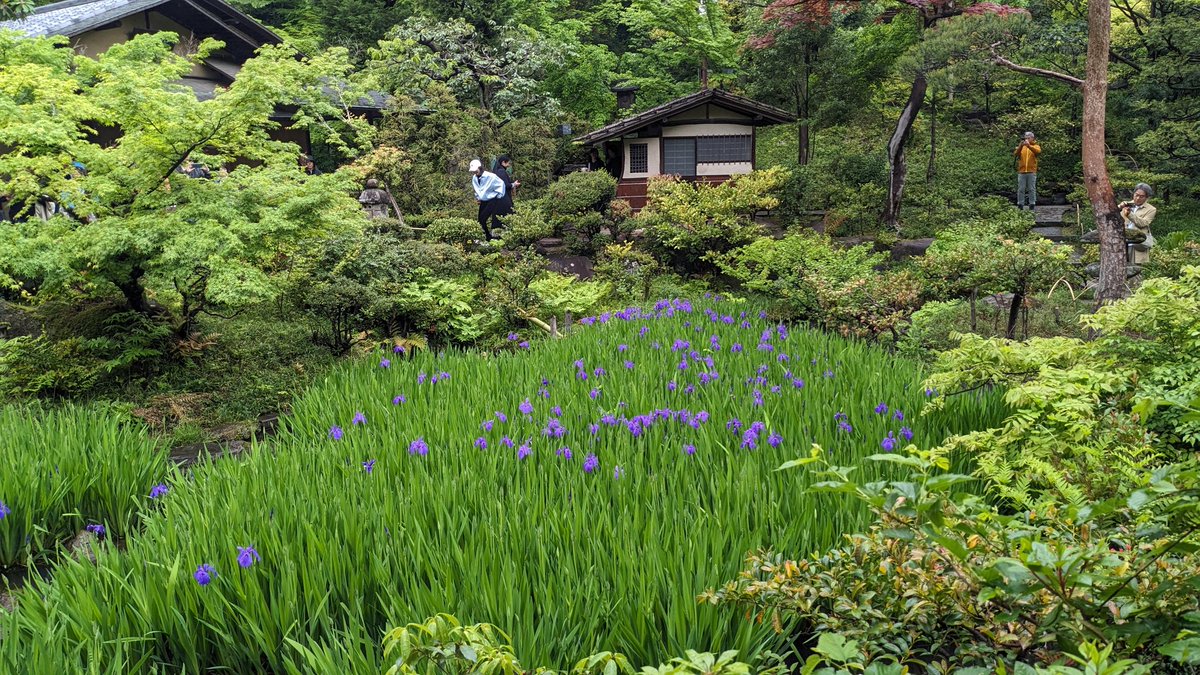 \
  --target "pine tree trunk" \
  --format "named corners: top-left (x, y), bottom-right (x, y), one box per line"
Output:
top-left (883, 74), bottom-right (927, 231)
top-left (927, 94), bottom-right (937, 183)
top-left (1081, 0), bottom-right (1126, 302)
